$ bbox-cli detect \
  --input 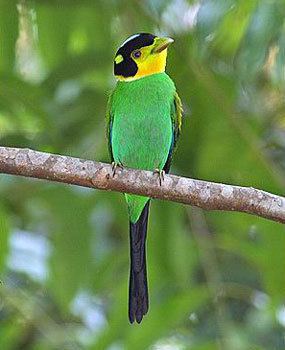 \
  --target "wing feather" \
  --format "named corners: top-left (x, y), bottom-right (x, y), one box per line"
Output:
top-left (106, 93), bottom-right (114, 162)
top-left (163, 92), bottom-right (183, 173)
